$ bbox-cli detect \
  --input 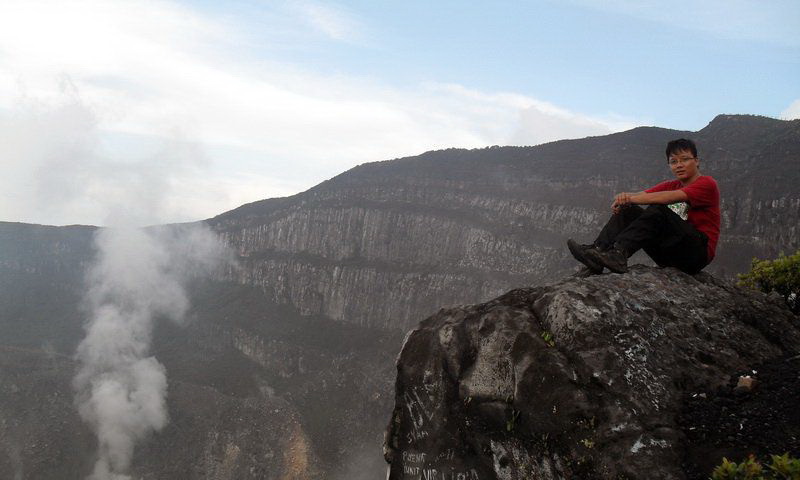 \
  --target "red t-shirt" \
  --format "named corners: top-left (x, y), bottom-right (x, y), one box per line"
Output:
top-left (645, 175), bottom-right (720, 261)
